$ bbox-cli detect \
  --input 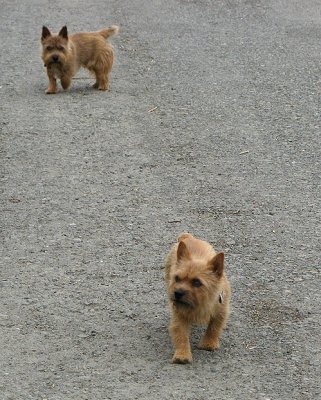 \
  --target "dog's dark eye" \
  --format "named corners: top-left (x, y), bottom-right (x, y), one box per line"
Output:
top-left (46, 46), bottom-right (53, 51)
top-left (57, 46), bottom-right (65, 51)
top-left (192, 279), bottom-right (202, 288)
top-left (175, 275), bottom-right (180, 283)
